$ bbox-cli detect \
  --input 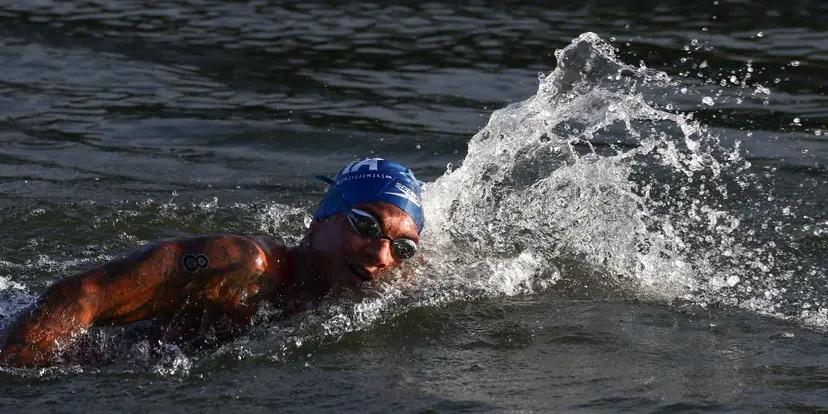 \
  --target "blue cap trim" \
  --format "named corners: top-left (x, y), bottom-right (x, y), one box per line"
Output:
top-left (314, 158), bottom-right (425, 234)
